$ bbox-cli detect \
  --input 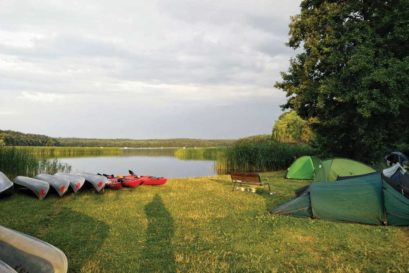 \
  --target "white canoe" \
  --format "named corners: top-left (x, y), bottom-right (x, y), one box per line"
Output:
top-left (35, 174), bottom-right (70, 197)
top-left (0, 260), bottom-right (17, 273)
top-left (72, 173), bottom-right (107, 192)
top-left (0, 172), bottom-right (13, 195)
top-left (0, 225), bottom-right (68, 273)
top-left (53, 173), bottom-right (85, 193)
top-left (13, 176), bottom-right (50, 200)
